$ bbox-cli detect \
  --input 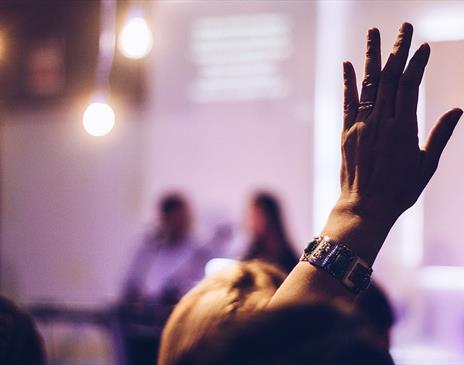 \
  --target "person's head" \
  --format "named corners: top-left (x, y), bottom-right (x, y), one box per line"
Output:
top-left (178, 300), bottom-right (394, 365)
top-left (158, 193), bottom-right (191, 240)
top-left (248, 192), bottom-right (287, 241)
top-left (0, 296), bottom-right (46, 365)
top-left (355, 281), bottom-right (395, 350)
top-left (158, 260), bottom-right (286, 365)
